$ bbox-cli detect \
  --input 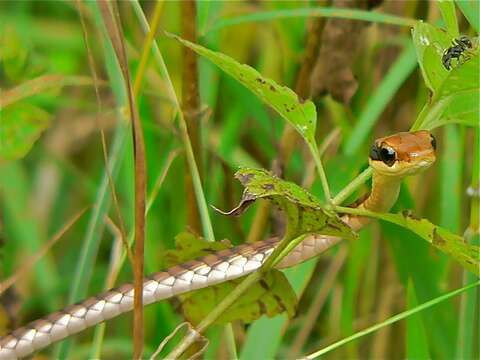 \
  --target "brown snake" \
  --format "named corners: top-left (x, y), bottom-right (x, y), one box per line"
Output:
top-left (0, 131), bottom-right (436, 359)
